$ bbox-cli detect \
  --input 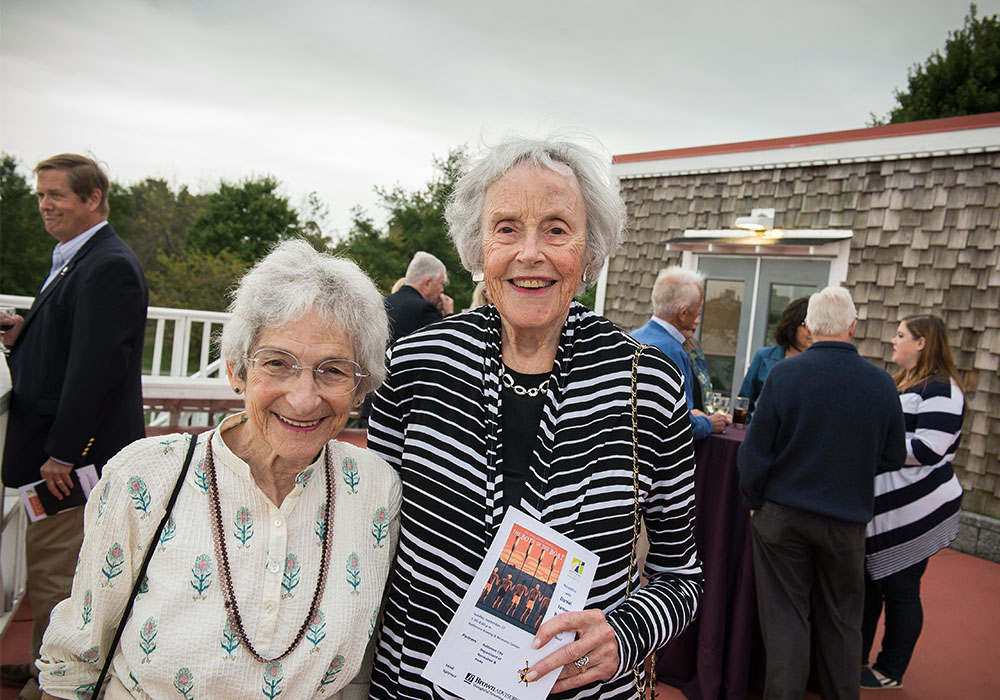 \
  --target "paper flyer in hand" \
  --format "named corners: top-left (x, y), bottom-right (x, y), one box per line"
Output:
top-left (18, 464), bottom-right (99, 522)
top-left (421, 507), bottom-right (599, 699)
